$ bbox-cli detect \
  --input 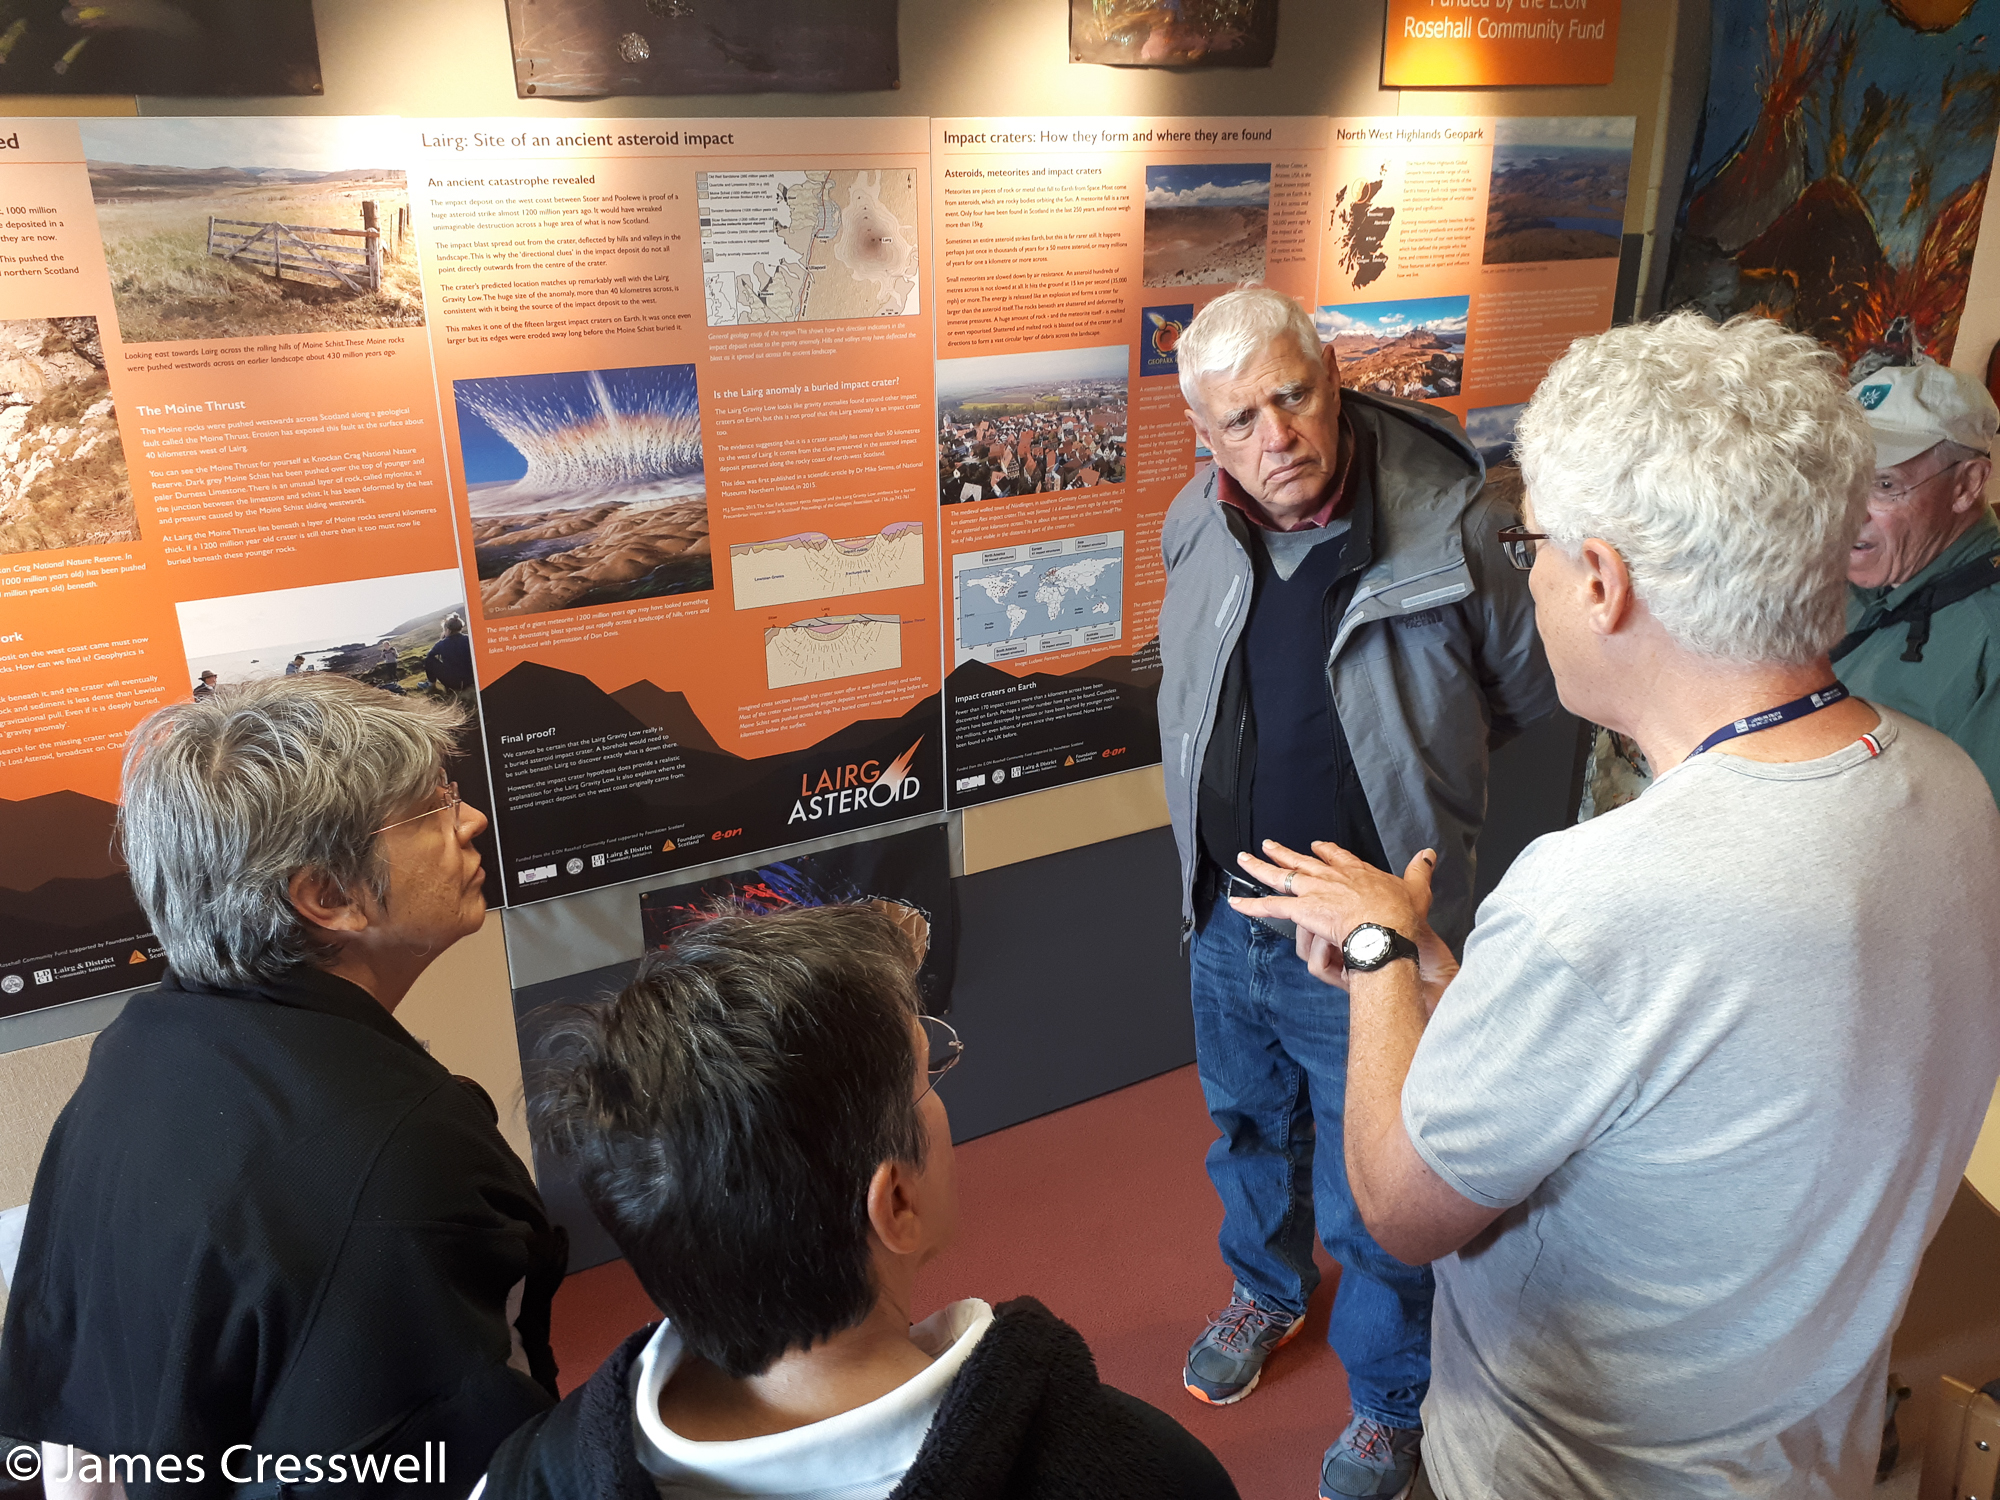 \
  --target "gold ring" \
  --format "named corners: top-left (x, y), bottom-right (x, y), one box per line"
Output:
top-left (1284, 872), bottom-right (1296, 896)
